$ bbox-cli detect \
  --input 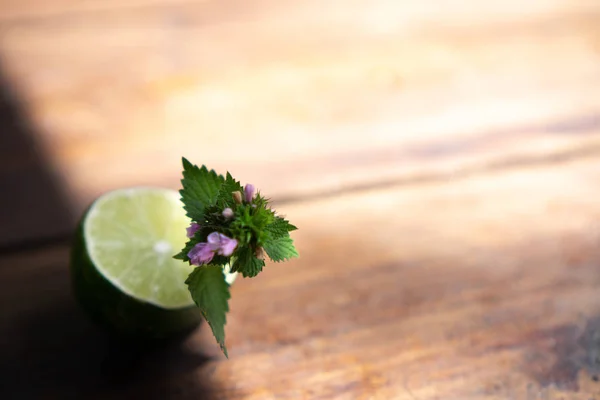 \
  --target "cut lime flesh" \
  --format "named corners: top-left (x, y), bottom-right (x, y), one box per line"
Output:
top-left (70, 187), bottom-right (236, 339)
top-left (85, 188), bottom-right (194, 308)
